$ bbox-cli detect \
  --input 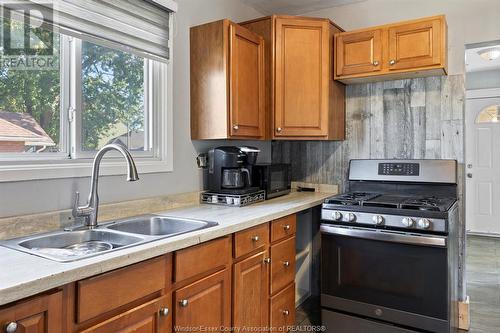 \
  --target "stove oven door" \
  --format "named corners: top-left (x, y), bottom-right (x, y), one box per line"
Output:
top-left (320, 225), bottom-right (449, 333)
